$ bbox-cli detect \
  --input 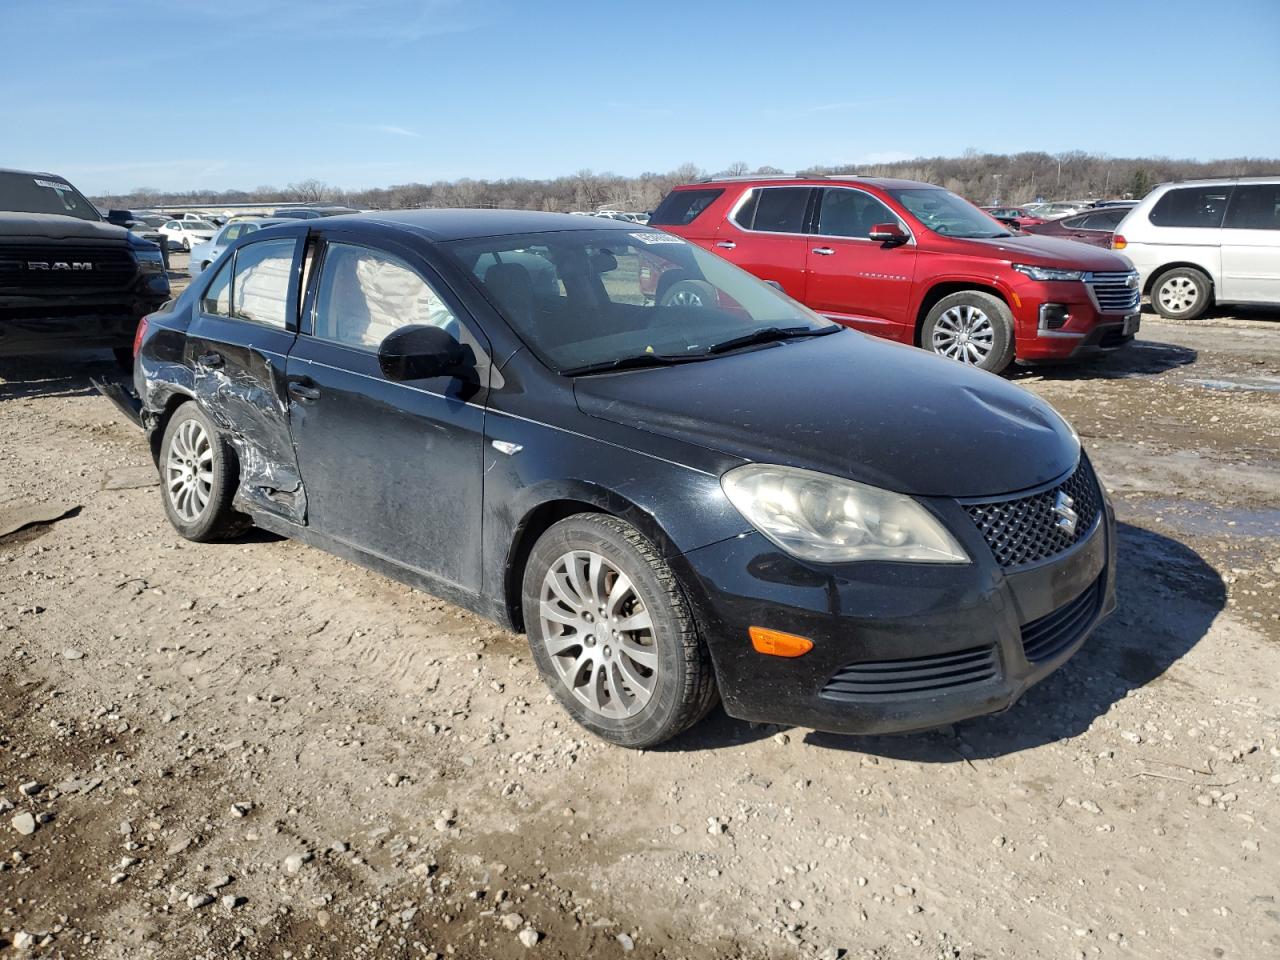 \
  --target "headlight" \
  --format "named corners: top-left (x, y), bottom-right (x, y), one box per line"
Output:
top-left (721, 464), bottom-right (969, 564)
top-left (134, 247), bottom-right (165, 274)
top-left (1013, 263), bottom-right (1085, 282)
